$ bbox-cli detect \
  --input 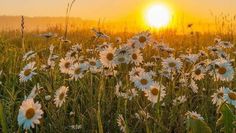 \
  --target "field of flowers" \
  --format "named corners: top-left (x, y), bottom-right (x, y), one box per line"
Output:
top-left (0, 29), bottom-right (236, 133)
